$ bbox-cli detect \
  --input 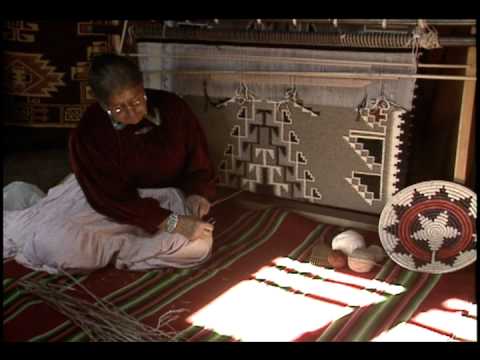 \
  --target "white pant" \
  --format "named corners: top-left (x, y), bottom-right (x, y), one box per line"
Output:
top-left (3, 174), bottom-right (212, 274)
